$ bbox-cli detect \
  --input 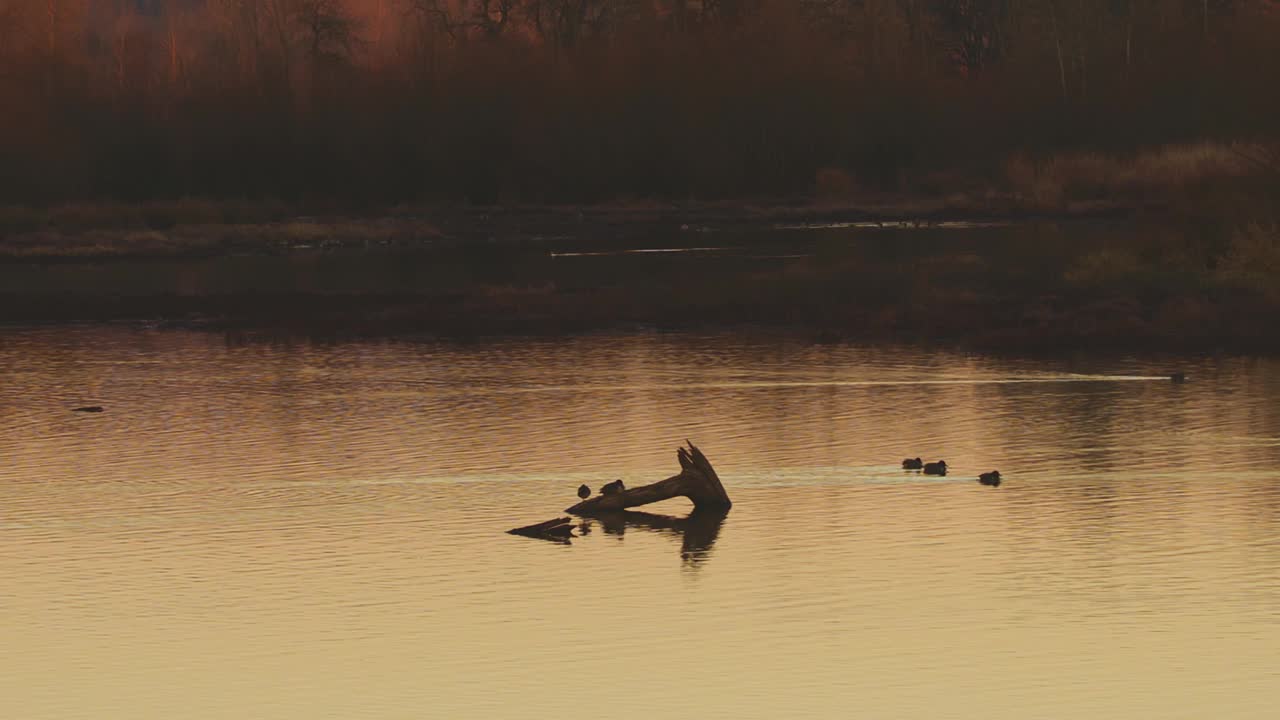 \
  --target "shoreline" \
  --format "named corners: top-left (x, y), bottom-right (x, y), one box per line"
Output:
top-left (0, 197), bottom-right (1139, 263)
top-left (3, 286), bottom-right (1276, 355)
top-left (3, 191), bottom-right (1275, 355)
